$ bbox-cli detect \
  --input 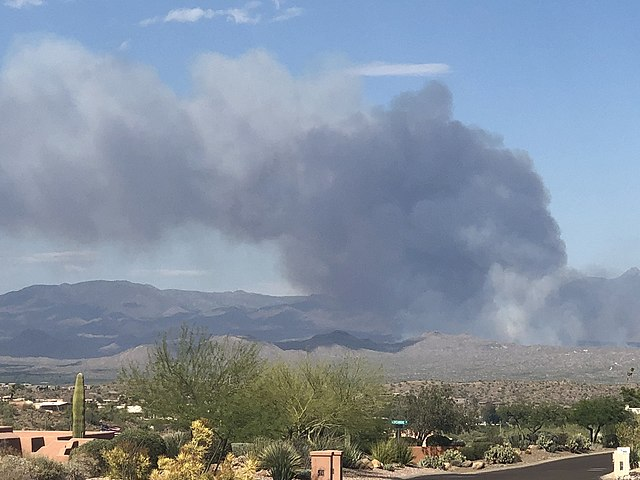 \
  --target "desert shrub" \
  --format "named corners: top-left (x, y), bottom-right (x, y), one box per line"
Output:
top-left (418, 455), bottom-right (444, 469)
top-left (308, 432), bottom-right (340, 451)
top-left (103, 443), bottom-right (152, 480)
top-left (341, 438), bottom-right (364, 468)
top-left (164, 431), bottom-right (191, 459)
top-left (151, 419), bottom-right (216, 480)
top-left (0, 454), bottom-right (31, 480)
top-left (294, 470), bottom-right (311, 480)
top-left (556, 432), bottom-right (569, 447)
top-left (71, 438), bottom-right (113, 475)
top-left (26, 455), bottom-right (68, 480)
top-left (259, 440), bottom-right (302, 480)
top-left (441, 449), bottom-right (466, 464)
top-left (212, 453), bottom-right (258, 480)
top-left (370, 439), bottom-right (412, 465)
top-left (231, 443), bottom-right (253, 458)
top-left (567, 433), bottom-right (591, 453)
top-left (245, 437), bottom-right (272, 462)
top-left (536, 432), bottom-right (560, 453)
top-left (289, 436), bottom-right (311, 469)
top-left (602, 433), bottom-right (620, 448)
top-left (483, 444), bottom-right (520, 464)
top-left (233, 454), bottom-right (258, 480)
top-left (67, 452), bottom-right (101, 480)
top-left (114, 429), bottom-right (166, 468)
top-left (460, 441), bottom-right (492, 461)
top-left (370, 439), bottom-right (397, 465)
top-left (507, 433), bottom-right (528, 450)
top-left (394, 443), bottom-right (414, 465)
